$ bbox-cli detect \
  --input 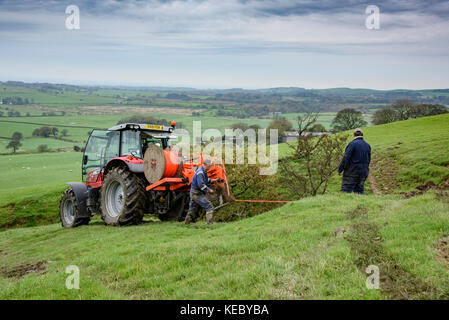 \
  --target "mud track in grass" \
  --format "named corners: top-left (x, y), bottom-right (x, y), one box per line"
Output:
top-left (344, 206), bottom-right (444, 299)
top-left (1, 261), bottom-right (46, 279)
